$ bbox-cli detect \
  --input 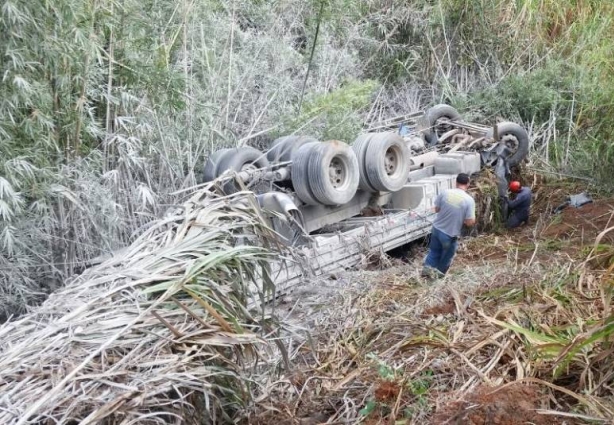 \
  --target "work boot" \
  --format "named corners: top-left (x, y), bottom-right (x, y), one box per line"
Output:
top-left (421, 266), bottom-right (442, 281)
